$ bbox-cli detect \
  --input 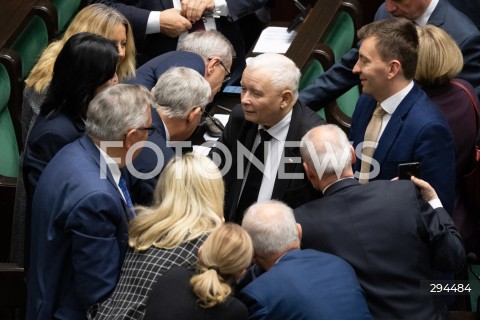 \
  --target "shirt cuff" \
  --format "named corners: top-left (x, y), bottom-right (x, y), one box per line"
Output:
top-left (146, 11), bottom-right (161, 34)
top-left (428, 198), bottom-right (443, 209)
top-left (214, 0), bottom-right (229, 16)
